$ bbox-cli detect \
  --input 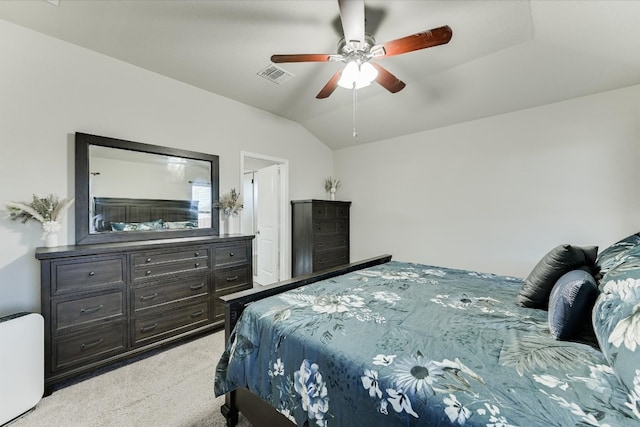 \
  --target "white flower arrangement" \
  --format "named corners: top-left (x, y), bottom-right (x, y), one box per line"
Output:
top-left (6, 194), bottom-right (74, 244)
top-left (7, 194), bottom-right (74, 225)
top-left (214, 188), bottom-right (244, 217)
top-left (324, 177), bottom-right (341, 200)
top-left (324, 177), bottom-right (341, 192)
